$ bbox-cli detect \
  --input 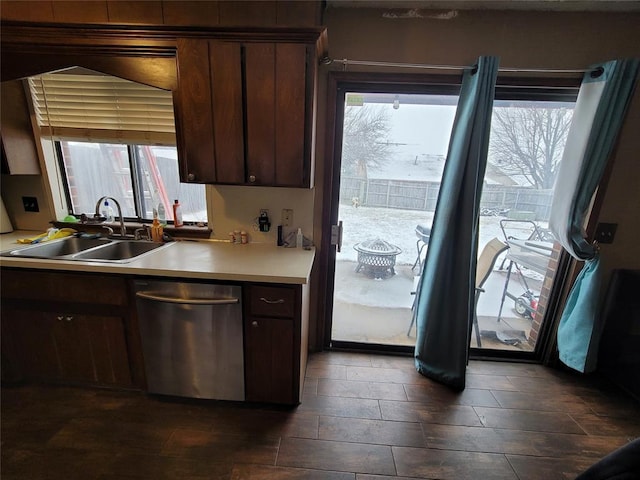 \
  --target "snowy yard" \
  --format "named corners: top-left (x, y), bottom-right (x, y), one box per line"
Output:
top-left (332, 204), bottom-right (550, 349)
top-left (337, 204), bottom-right (547, 268)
